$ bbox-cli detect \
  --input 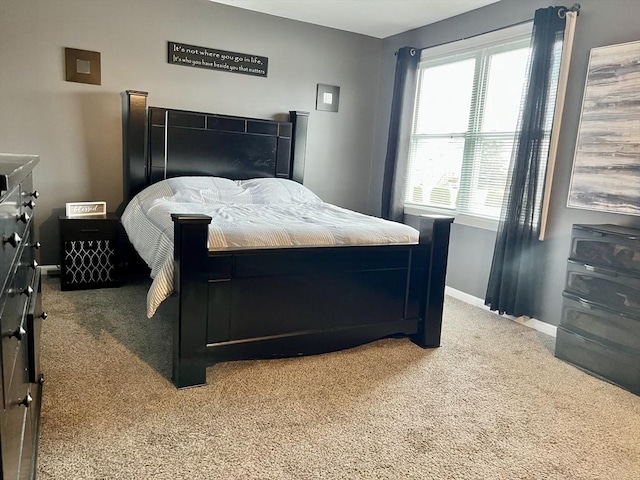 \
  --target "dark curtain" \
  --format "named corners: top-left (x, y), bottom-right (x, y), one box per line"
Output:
top-left (381, 47), bottom-right (419, 221)
top-left (485, 7), bottom-right (566, 316)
